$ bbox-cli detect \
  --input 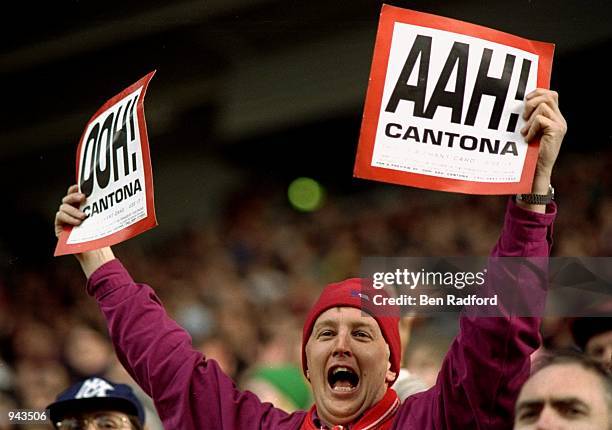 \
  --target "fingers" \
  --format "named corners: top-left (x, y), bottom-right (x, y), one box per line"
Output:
top-left (55, 202), bottom-right (86, 234)
top-left (525, 88), bottom-right (559, 103)
top-left (522, 114), bottom-right (555, 144)
top-left (62, 184), bottom-right (86, 207)
top-left (55, 207), bottom-right (85, 238)
top-left (62, 191), bottom-right (85, 205)
top-left (55, 209), bottom-right (85, 228)
top-left (521, 89), bottom-right (567, 143)
top-left (55, 184), bottom-right (87, 238)
top-left (521, 102), bottom-right (554, 138)
top-left (59, 202), bottom-right (86, 220)
top-left (523, 89), bottom-right (561, 120)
